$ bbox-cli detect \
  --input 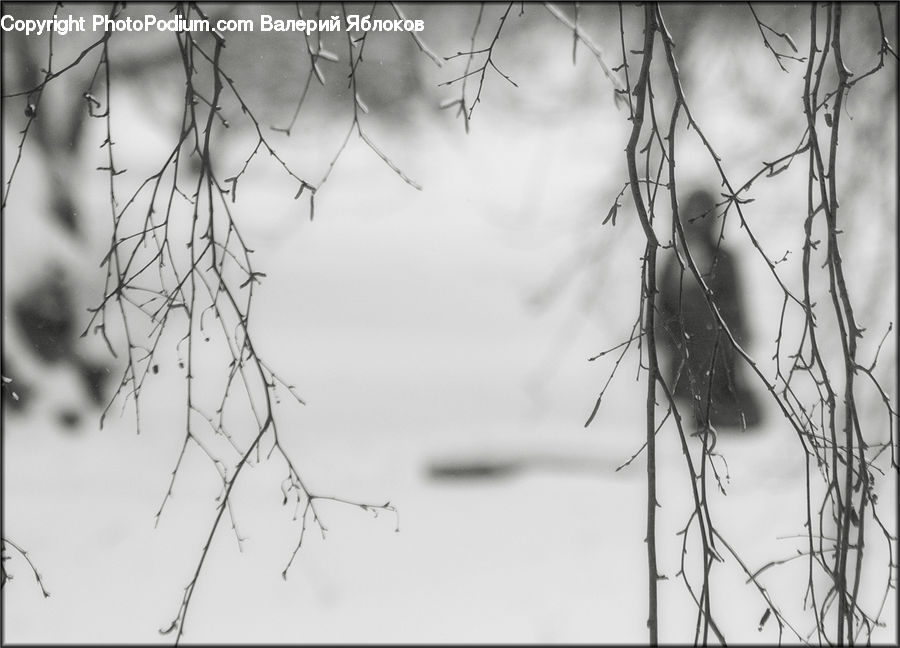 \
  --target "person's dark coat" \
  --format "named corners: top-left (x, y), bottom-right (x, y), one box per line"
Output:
top-left (656, 190), bottom-right (761, 430)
